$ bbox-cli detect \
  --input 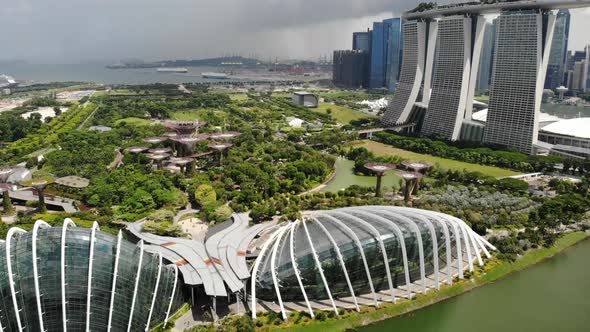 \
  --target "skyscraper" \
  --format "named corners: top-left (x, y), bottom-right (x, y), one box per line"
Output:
top-left (333, 50), bottom-right (370, 89)
top-left (483, 11), bottom-right (555, 154)
top-left (382, 20), bottom-right (427, 125)
top-left (421, 16), bottom-right (475, 140)
top-left (544, 9), bottom-right (570, 90)
top-left (368, 18), bottom-right (404, 91)
top-left (369, 22), bottom-right (386, 89)
top-left (386, 18), bottom-right (403, 92)
top-left (352, 31), bottom-right (371, 52)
